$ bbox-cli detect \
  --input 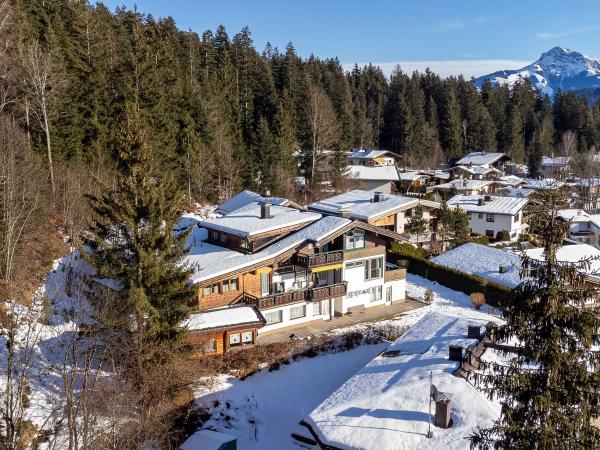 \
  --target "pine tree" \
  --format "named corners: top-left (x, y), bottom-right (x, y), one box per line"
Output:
top-left (471, 190), bottom-right (600, 449)
top-left (441, 84), bottom-right (463, 158)
top-left (406, 205), bottom-right (428, 245)
top-left (86, 105), bottom-right (195, 346)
